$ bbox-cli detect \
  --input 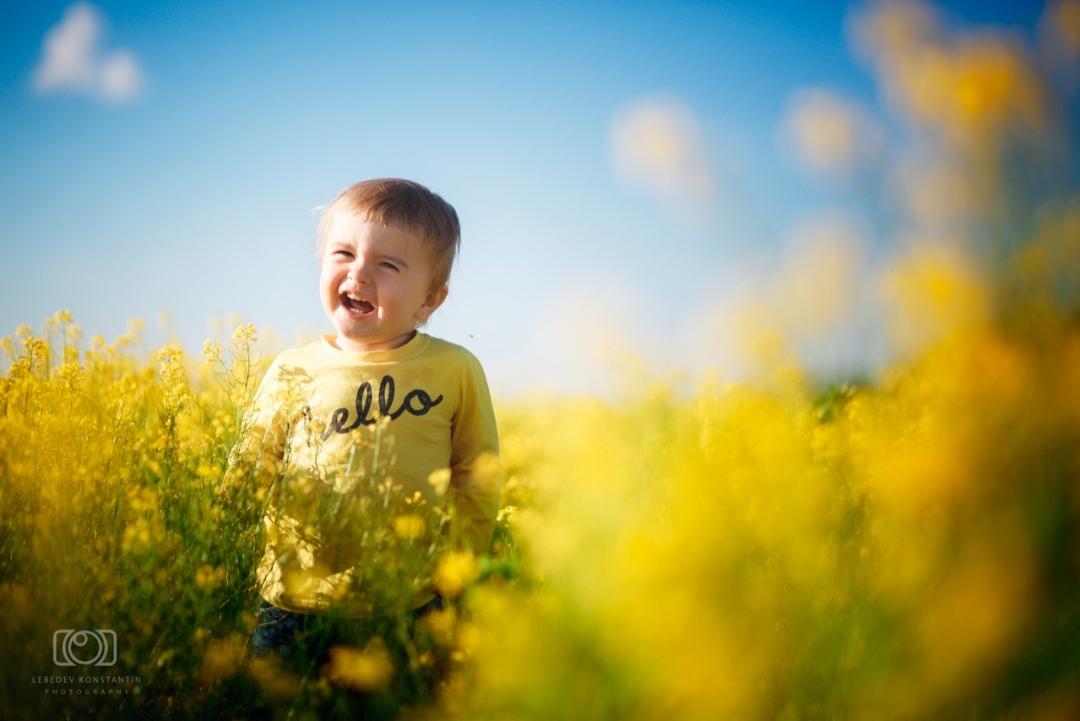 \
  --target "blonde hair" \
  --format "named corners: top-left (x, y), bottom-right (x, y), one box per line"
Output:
top-left (315, 178), bottom-right (461, 291)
